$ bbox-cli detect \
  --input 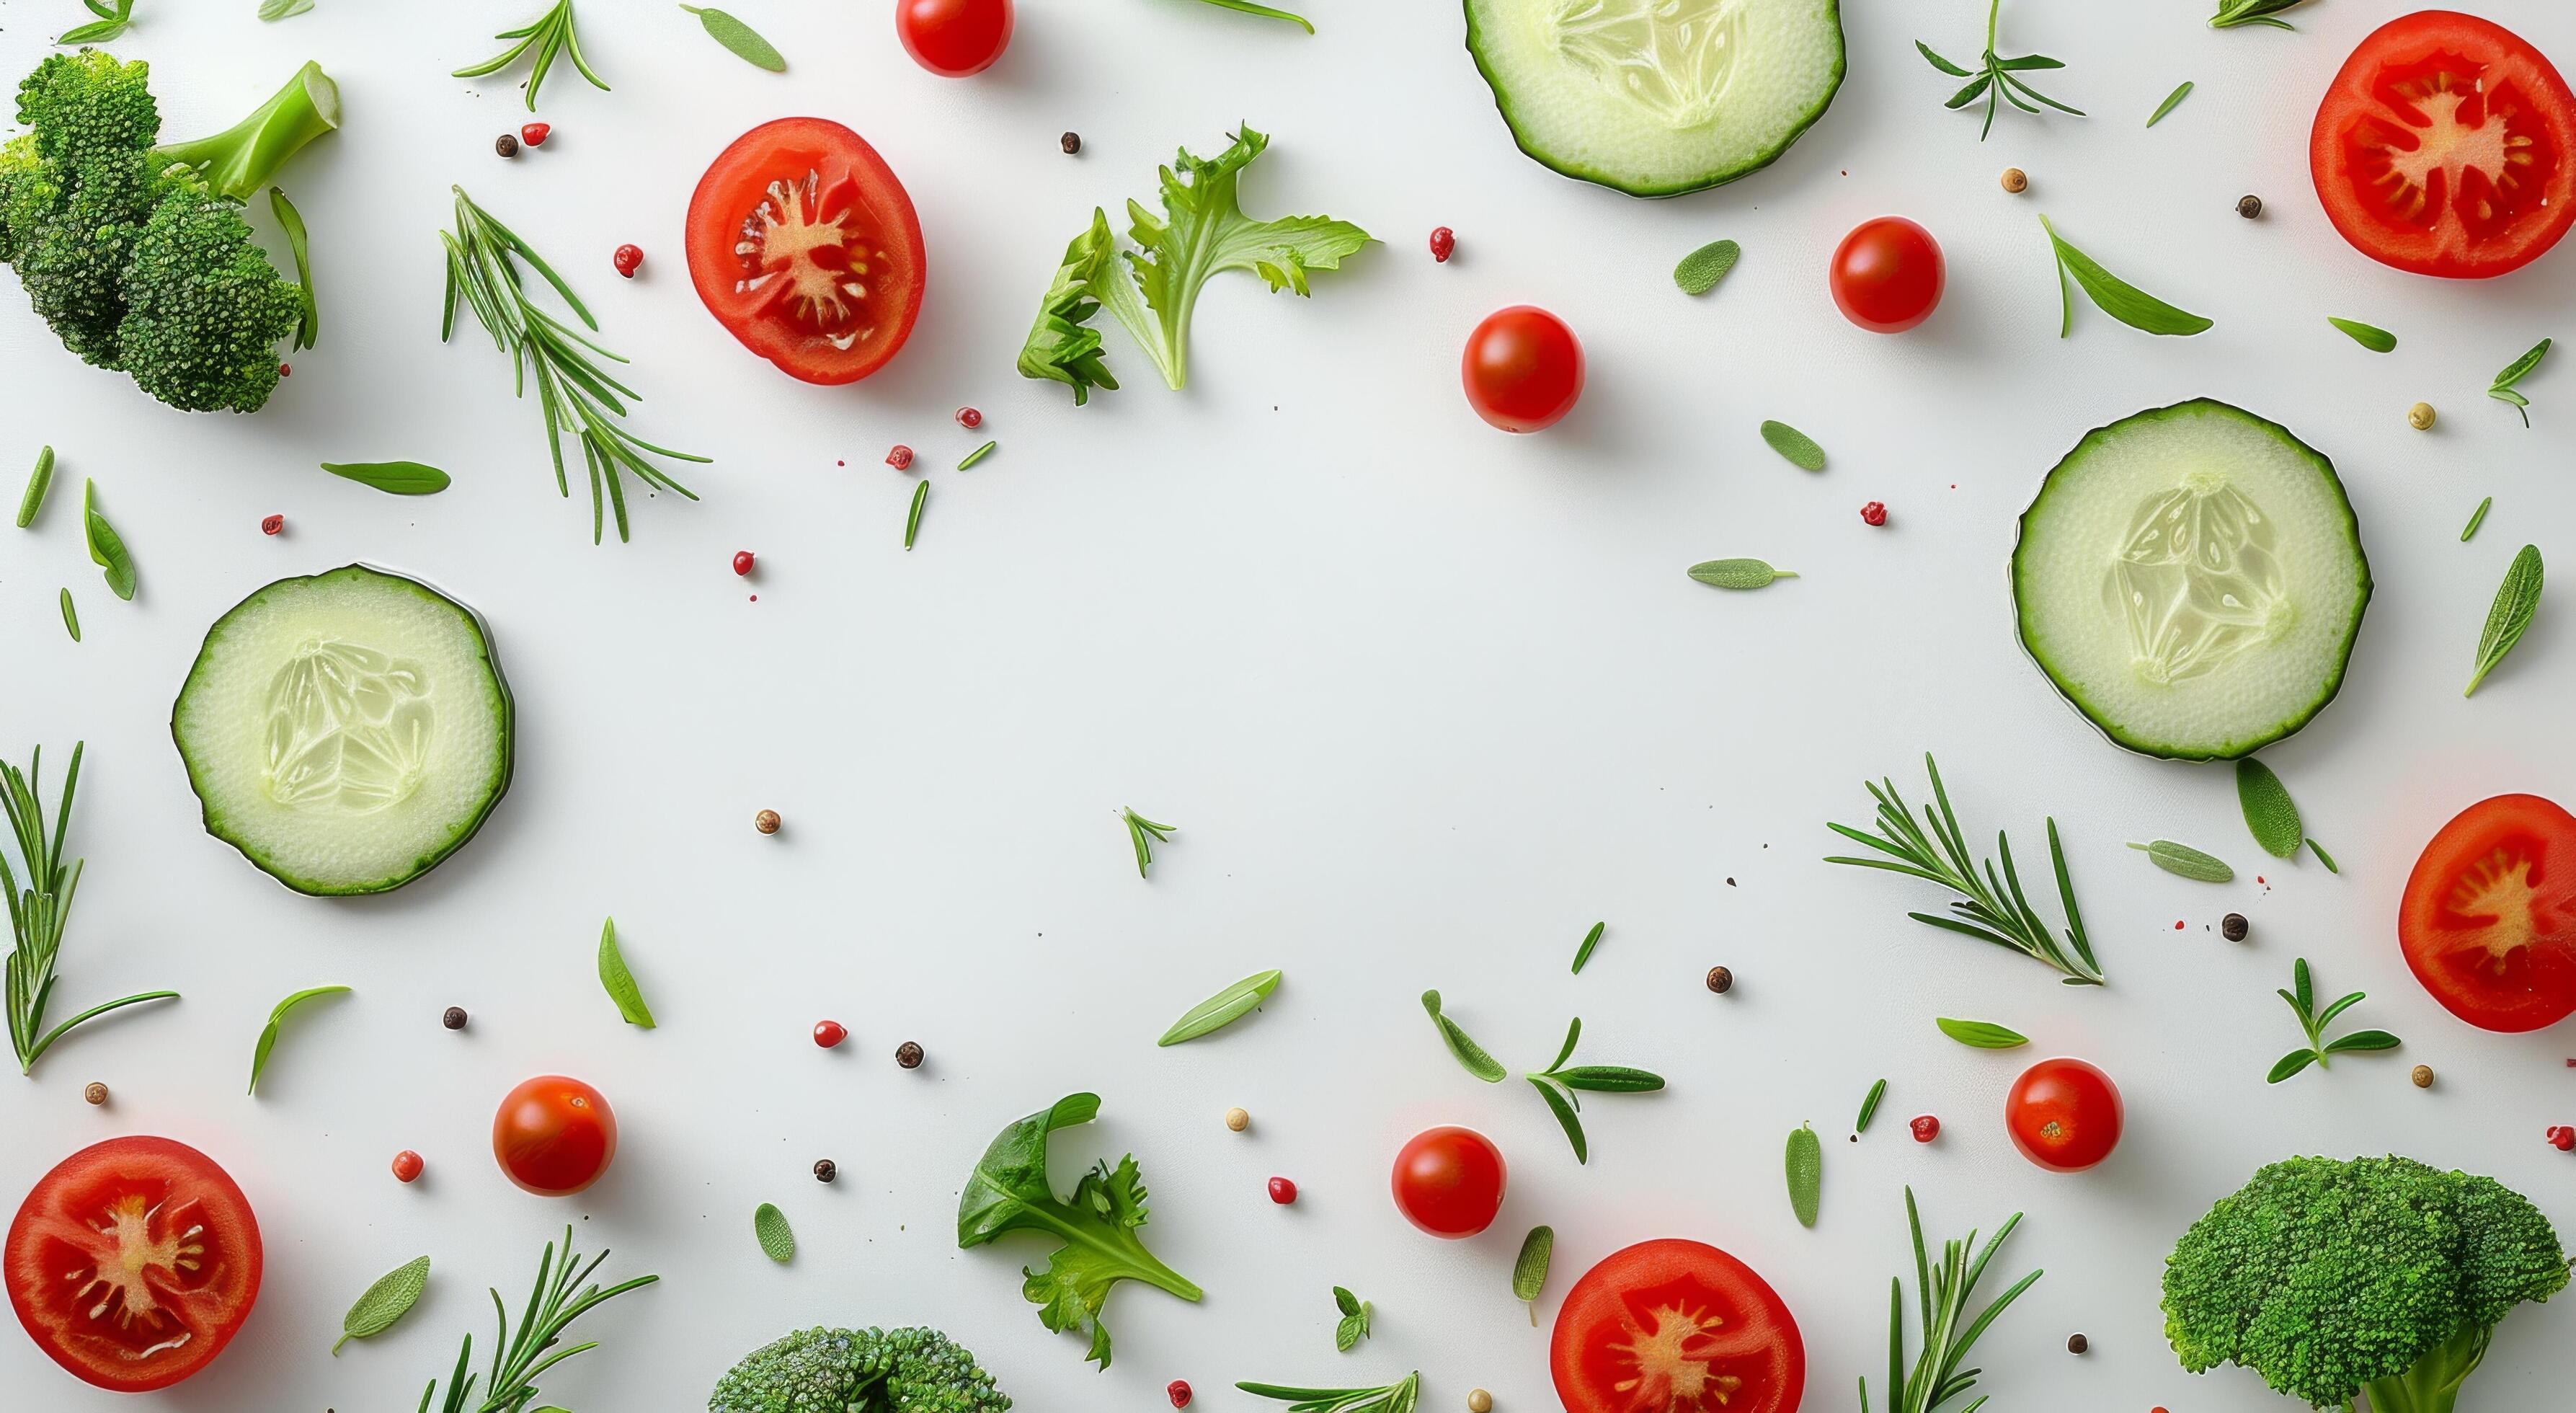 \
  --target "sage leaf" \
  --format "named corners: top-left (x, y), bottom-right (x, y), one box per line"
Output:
top-left (1422, 991), bottom-right (1505, 1082)
top-left (1759, 420), bottom-right (1826, 471)
top-left (2463, 496), bottom-right (2492, 542)
top-left (2127, 839), bottom-right (2234, 883)
top-left (261, 0), bottom-right (317, 18)
top-left (2041, 215), bottom-right (2213, 337)
top-left (753, 1202), bottom-right (794, 1262)
top-left (321, 461), bottom-right (452, 495)
top-left (1530, 1076), bottom-right (1587, 1163)
top-left (248, 985), bottom-right (352, 1095)
top-left (1331, 1287), bottom-right (1370, 1351)
top-left (2466, 544), bottom-right (2543, 696)
top-left (1569, 921), bottom-right (1606, 974)
top-left (1935, 1017), bottom-right (2030, 1049)
top-left (81, 480), bottom-right (135, 601)
top-left (2146, 81), bottom-right (2193, 128)
top-left (681, 6), bottom-right (787, 71)
top-left (1785, 1123), bottom-right (1821, 1228)
top-left (270, 187), bottom-right (318, 350)
top-left (1688, 558), bottom-right (1798, 590)
top-left (1511, 1226), bottom-right (1553, 1324)
top-left (59, 588), bottom-right (79, 642)
top-left (1674, 239), bottom-right (1741, 296)
top-left (17, 446), bottom-right (54, 528)
top-left (597, 917), bottom-right (656, 1029)
top-left (1158, 969), bottom-right (1282, 1045)
top-left (2235, 758), bottom-right (2304, 859)
top-left (1855, 1078), bottom-right (1887, 1134)
top-left (334, 1256), bottom-right (428, 1354)
top-left (2326, 316), bottom-right (2395, 353)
